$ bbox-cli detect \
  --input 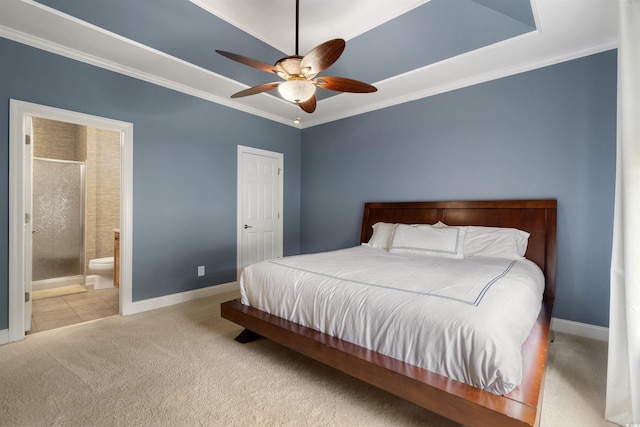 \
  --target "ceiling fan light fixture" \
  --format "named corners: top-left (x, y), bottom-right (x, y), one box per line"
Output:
top-left (278, 79), bottom-right (316, 103)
